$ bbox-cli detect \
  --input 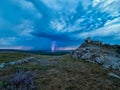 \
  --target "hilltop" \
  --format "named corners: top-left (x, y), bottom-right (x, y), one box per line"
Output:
top-left (72, 37), bottom-right (120, 71)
